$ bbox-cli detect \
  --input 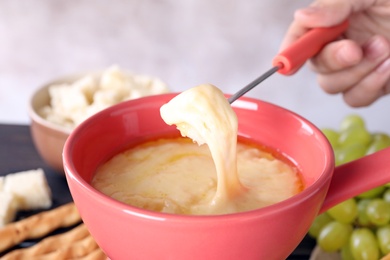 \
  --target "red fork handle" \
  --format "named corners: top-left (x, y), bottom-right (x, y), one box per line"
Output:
top-left (273, 20), bottom-right (349, 75)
